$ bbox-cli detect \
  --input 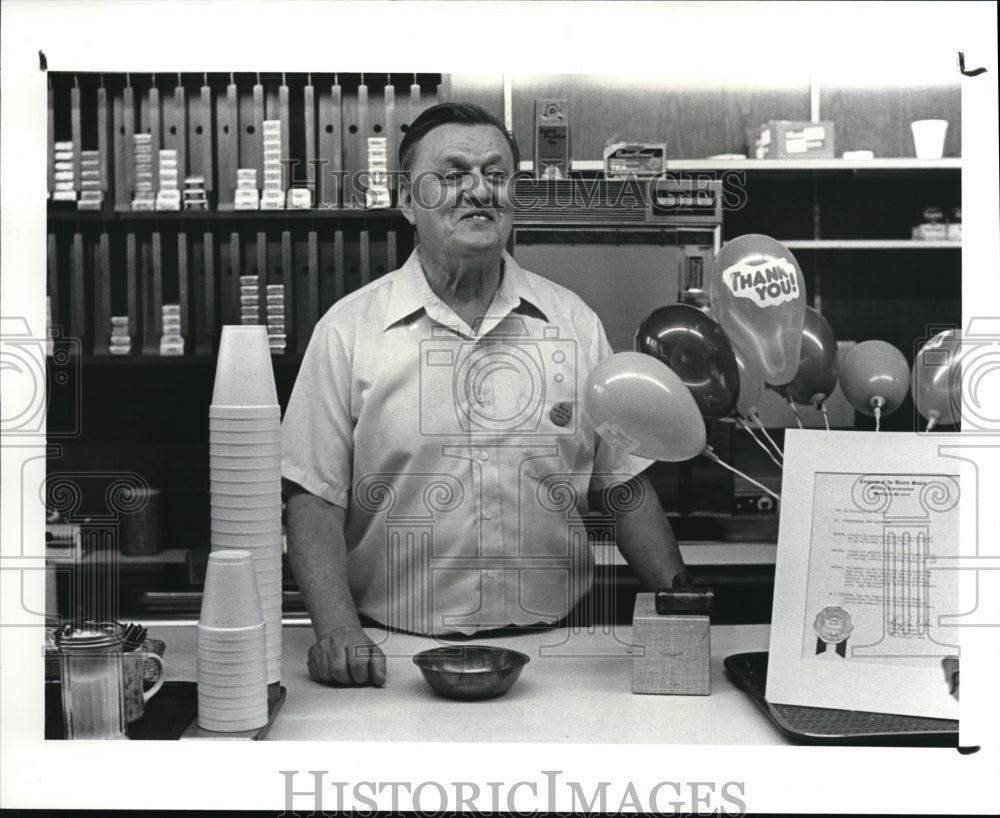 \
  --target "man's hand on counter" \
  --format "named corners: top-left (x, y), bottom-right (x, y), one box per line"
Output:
top-left (307, 625), bottom-right (387, 687)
